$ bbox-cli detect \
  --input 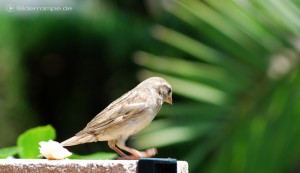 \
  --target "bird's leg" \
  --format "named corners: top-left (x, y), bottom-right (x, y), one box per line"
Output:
top-left (115, 139), bottom-right (157, 160)
top-left (108, 140), bottom-right (127, 157)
